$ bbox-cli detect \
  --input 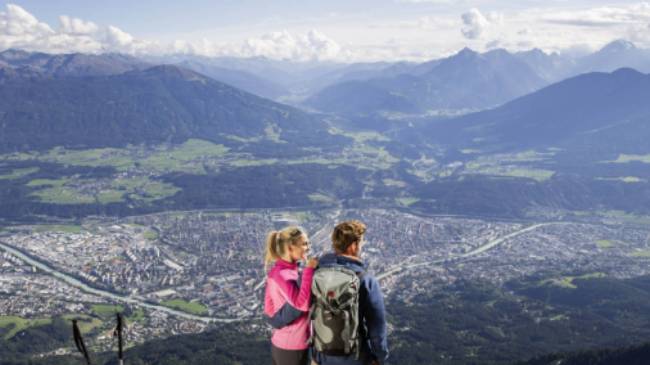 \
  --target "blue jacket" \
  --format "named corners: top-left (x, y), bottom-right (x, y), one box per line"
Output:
top-left (313, 253), bottom-right (389, 365)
